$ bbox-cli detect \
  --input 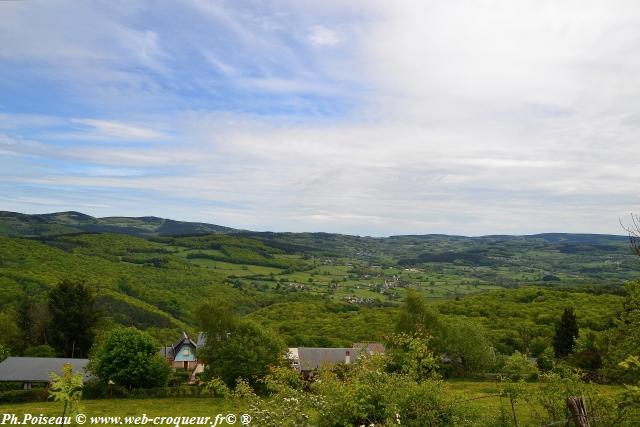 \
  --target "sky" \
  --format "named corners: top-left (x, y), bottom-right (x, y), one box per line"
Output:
top-left (1, 0), bottom-right (640, 236)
